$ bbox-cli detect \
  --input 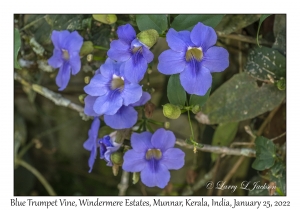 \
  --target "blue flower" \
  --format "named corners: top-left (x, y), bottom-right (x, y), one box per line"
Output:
top-left (107, 24), bottom-right (154, 83)
top-left (157, 22), bottom-right (229, 96)
top-left (83, 119), bottom-right (121, 172)
top-left (84, 91), bottom-right (151, 129)
top-left (122, 128), bottom-right (185, 188)
top-left (84, 58), bottom-right (143, 116)
top-left (48, 30), bottom-right (83, 91)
